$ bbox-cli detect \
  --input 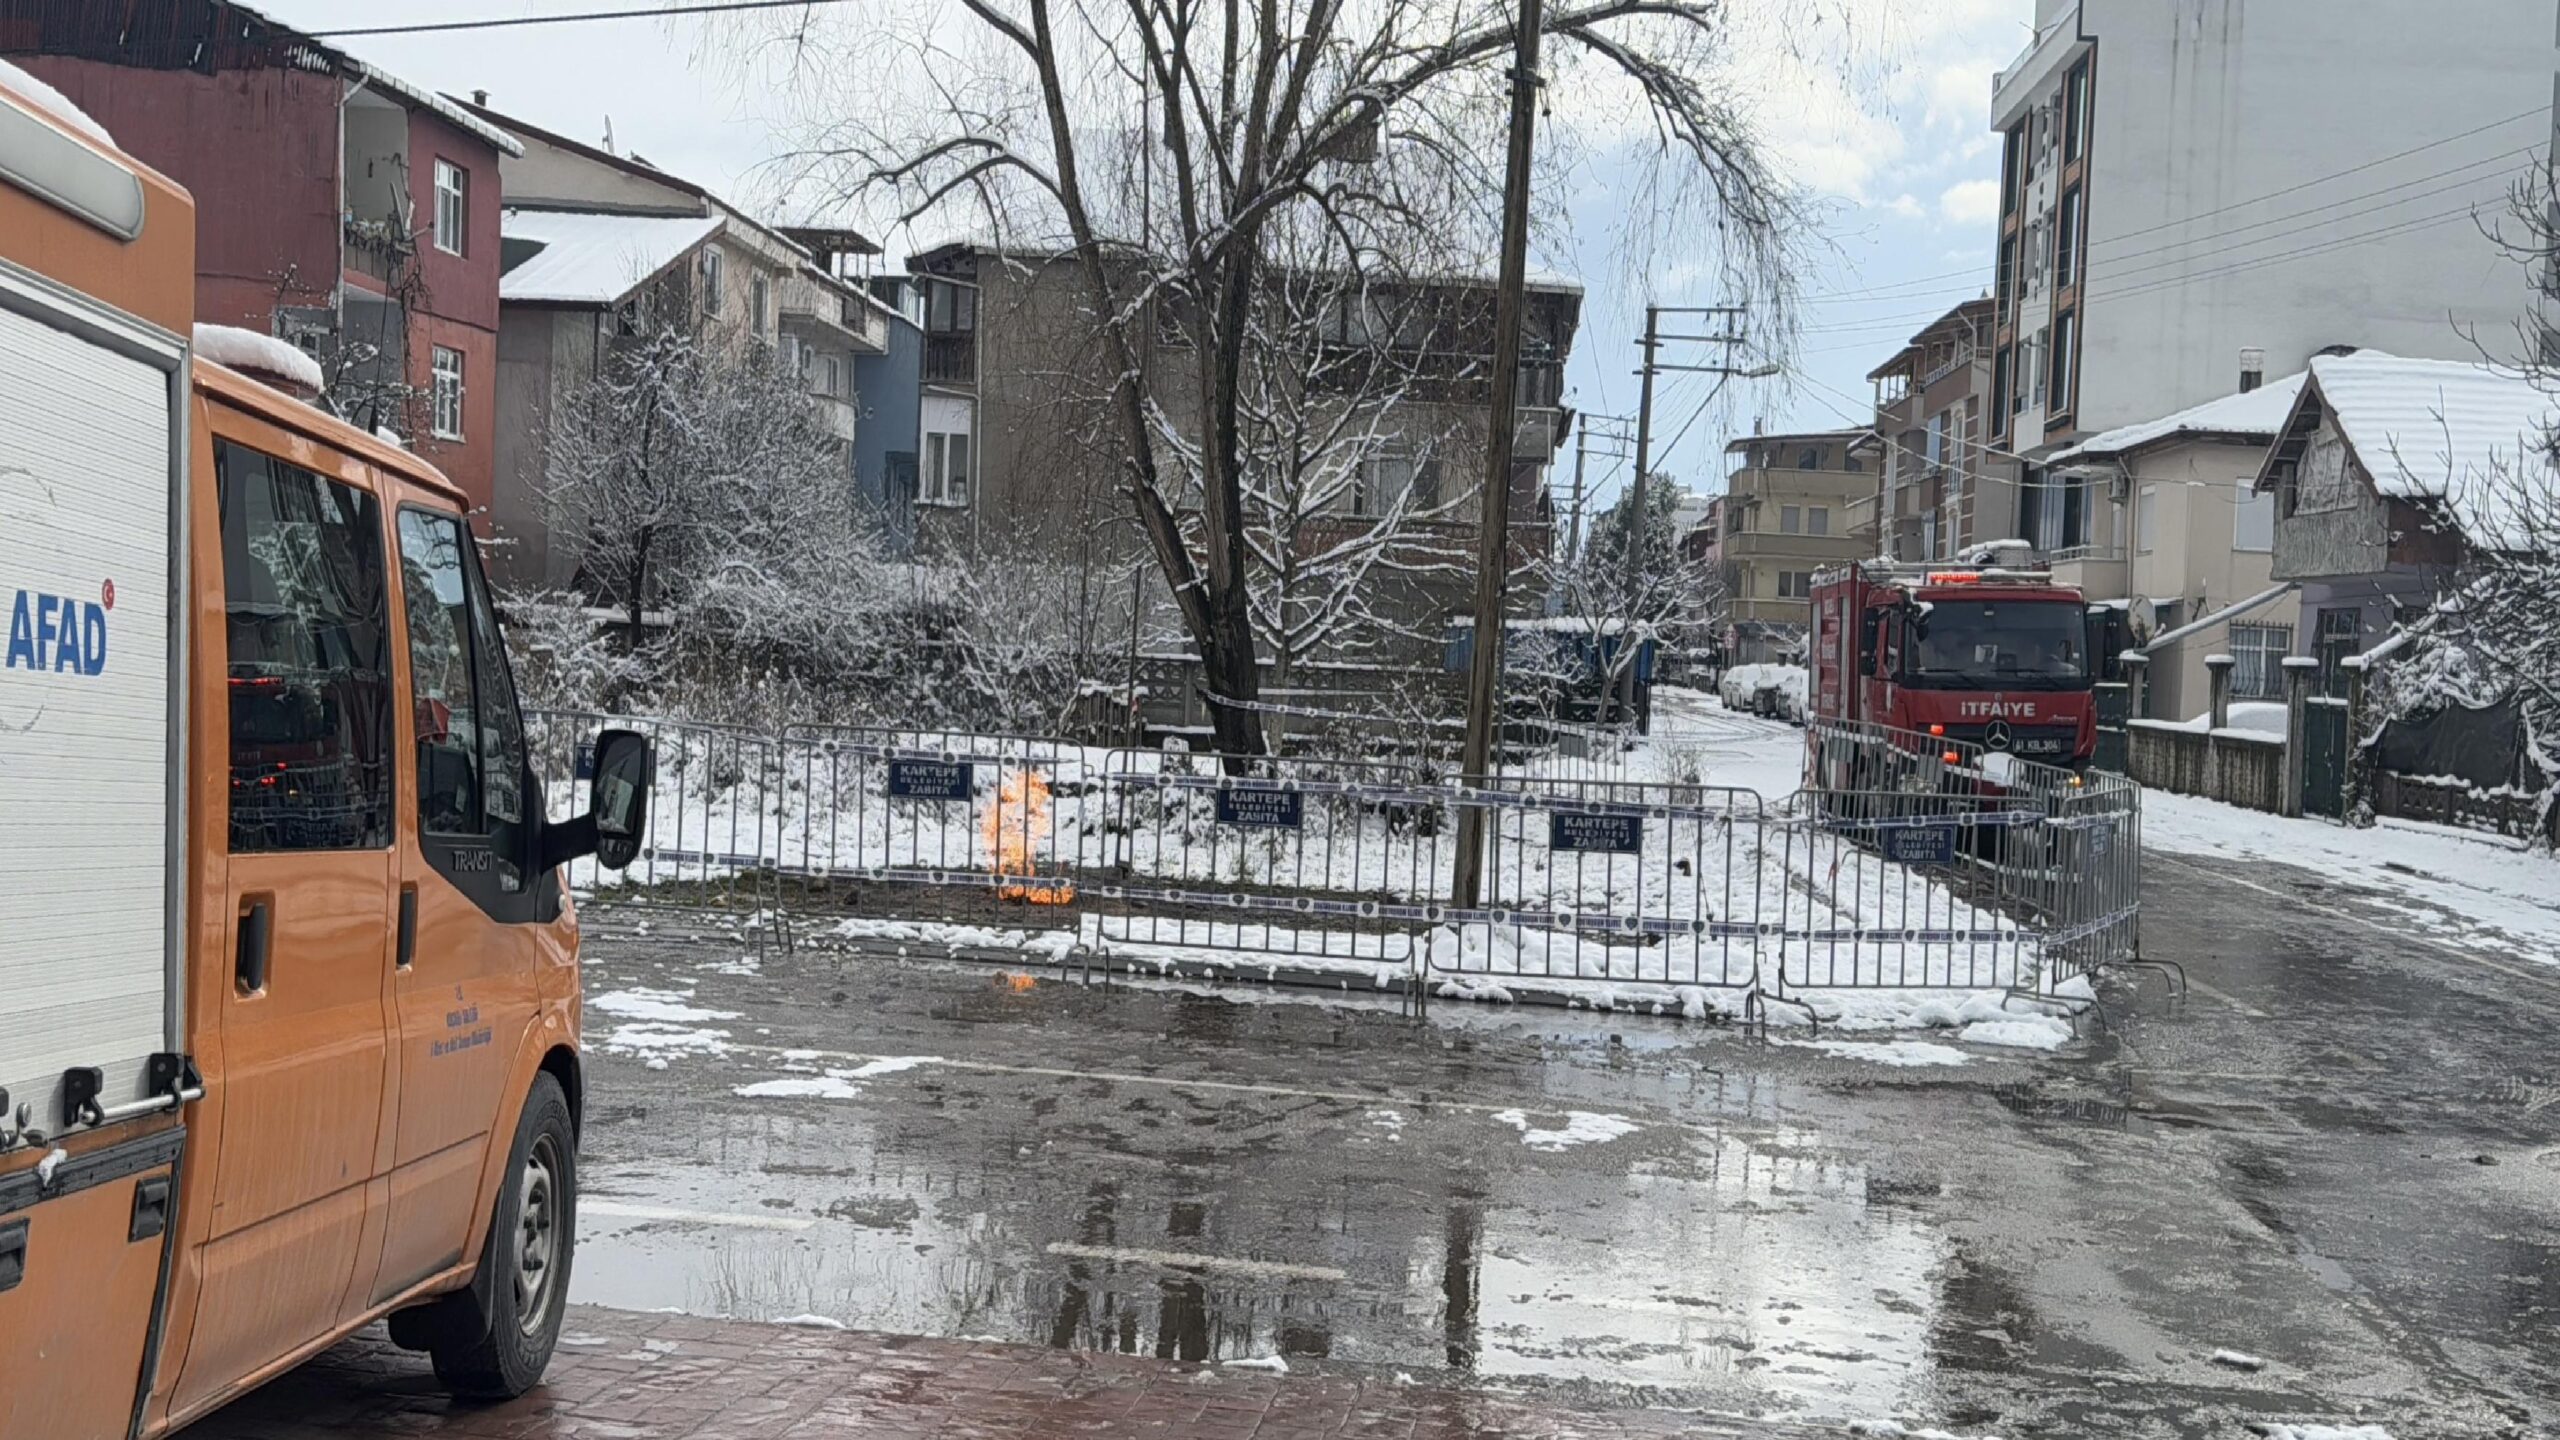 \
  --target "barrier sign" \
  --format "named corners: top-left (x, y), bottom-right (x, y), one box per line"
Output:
top-left (1549, 812), bottom-right (1641, 853)
top-left (1883, 821), bottom-right (1958, 865)
top-left (887, 758), bottom-right (973, 801)
top-left (1214, 787), bottom-right (1303, 828)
